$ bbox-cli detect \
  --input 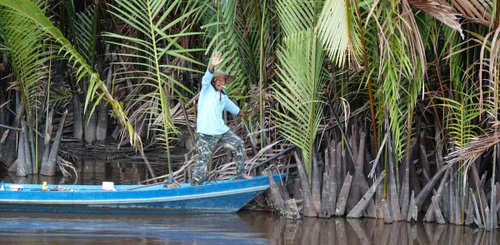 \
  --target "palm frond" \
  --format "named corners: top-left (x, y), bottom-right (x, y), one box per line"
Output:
top-left (74, 6), bottom-right (96, 65)
top-left (473, 28), bottom-right (500, 122)
top-left (0, 0), bottom-right (144, 151)
top-left (317, 0), bottom-right (363, 67)
top-left (366, 0), bottom-right (428, 162)
top-left (104, 0), bottom-right (204, 171)
top-left (205, 0), bottom-right (281, 148)
top-left (0, 5), bottom-right (50, 123)
top-left (438, 93), bottom-right (483, 149)
top-left (276, 0), bottom-right (314, 36)
top-left (408, 0), bottom-right (464, 38)
top-left (448, 0), bottom-right (493, 26)
top-left (446, 122), bottom-right (500, 163)
top-left (209, 0), bottom-right (260, 90)
top-left (0, 24), bottom-right (7, 52)
top-left (273, 29), bottom-right (326, 176)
